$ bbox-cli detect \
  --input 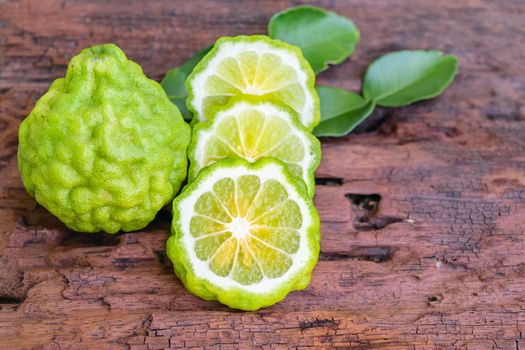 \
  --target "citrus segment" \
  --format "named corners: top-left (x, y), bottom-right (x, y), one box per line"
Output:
top-left (189, 215), bottom-right (225, 238)
top-left (252, 199), bottom-right (302, 229)
top-left (235, 175), bottom-right (260, 218)
top-left (250, 226), bottom-right (300, 254)
top-left (195, 231), bottom-right (232, 260)
top-left (208, 237), bottom-right (237, 277)
top-left (245, 235), bottom-right (293, 278)
top-left (194, 192), bottom-right (230, 223)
